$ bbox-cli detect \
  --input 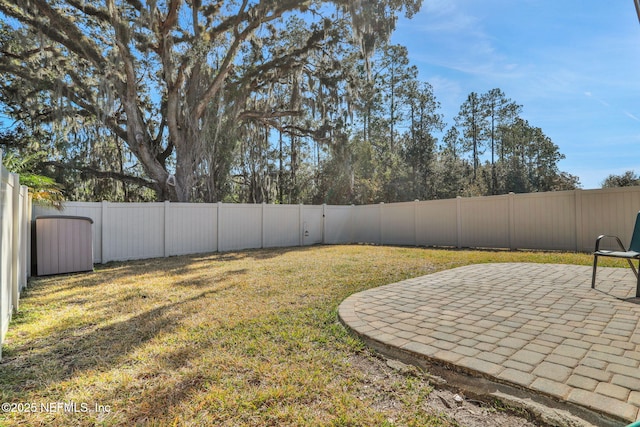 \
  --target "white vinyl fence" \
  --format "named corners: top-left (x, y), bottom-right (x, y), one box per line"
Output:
top-left (33, 201), bottom-right (325, 263)
top-left (0, 150), bottom-right (31, 360)
top-left (32, 186), bottom-right (640, 265)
